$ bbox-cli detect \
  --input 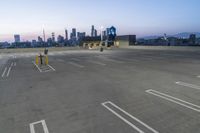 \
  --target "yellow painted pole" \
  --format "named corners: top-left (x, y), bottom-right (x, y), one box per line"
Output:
top-left (35, 55), bottom-right (39, 65)
top-left (45, 55), bottom-right (49, 65)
